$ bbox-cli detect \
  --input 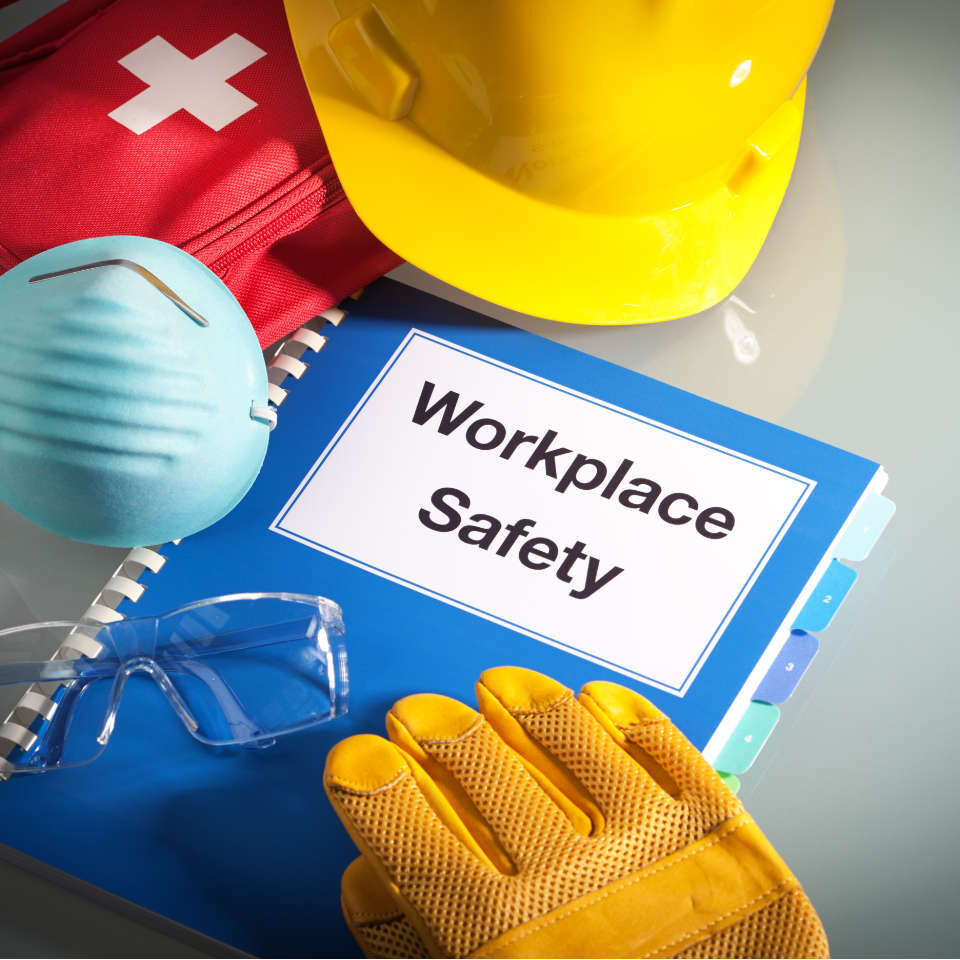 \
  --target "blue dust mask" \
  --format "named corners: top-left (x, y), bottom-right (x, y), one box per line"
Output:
top-left (0, 236), bottom-right (272, 546)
